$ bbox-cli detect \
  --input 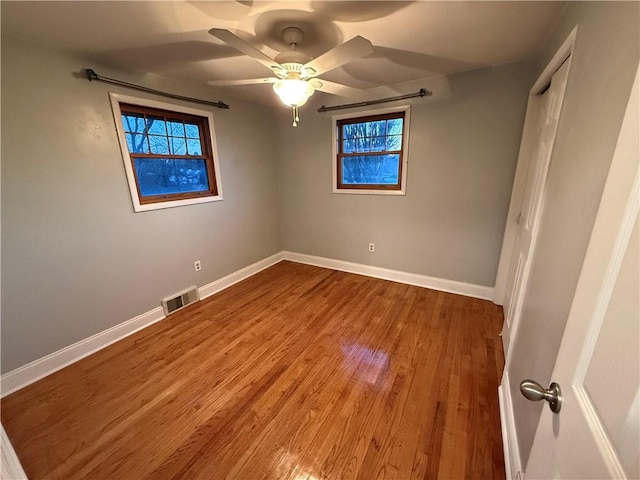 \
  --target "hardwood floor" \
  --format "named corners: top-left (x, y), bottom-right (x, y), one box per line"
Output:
top-left (1, 261), bottom-right (506, 479)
